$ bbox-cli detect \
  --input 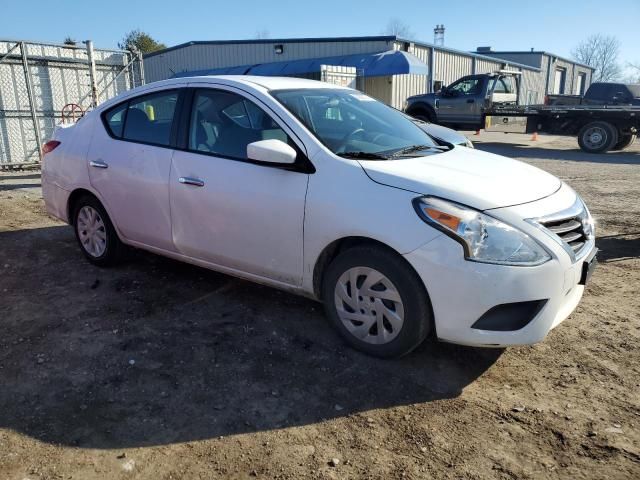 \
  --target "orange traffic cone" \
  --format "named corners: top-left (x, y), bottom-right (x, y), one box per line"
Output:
top-left (531, 131), bottom-right (538, 141)
top-left (474, 129), bottom-right (480, 136)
